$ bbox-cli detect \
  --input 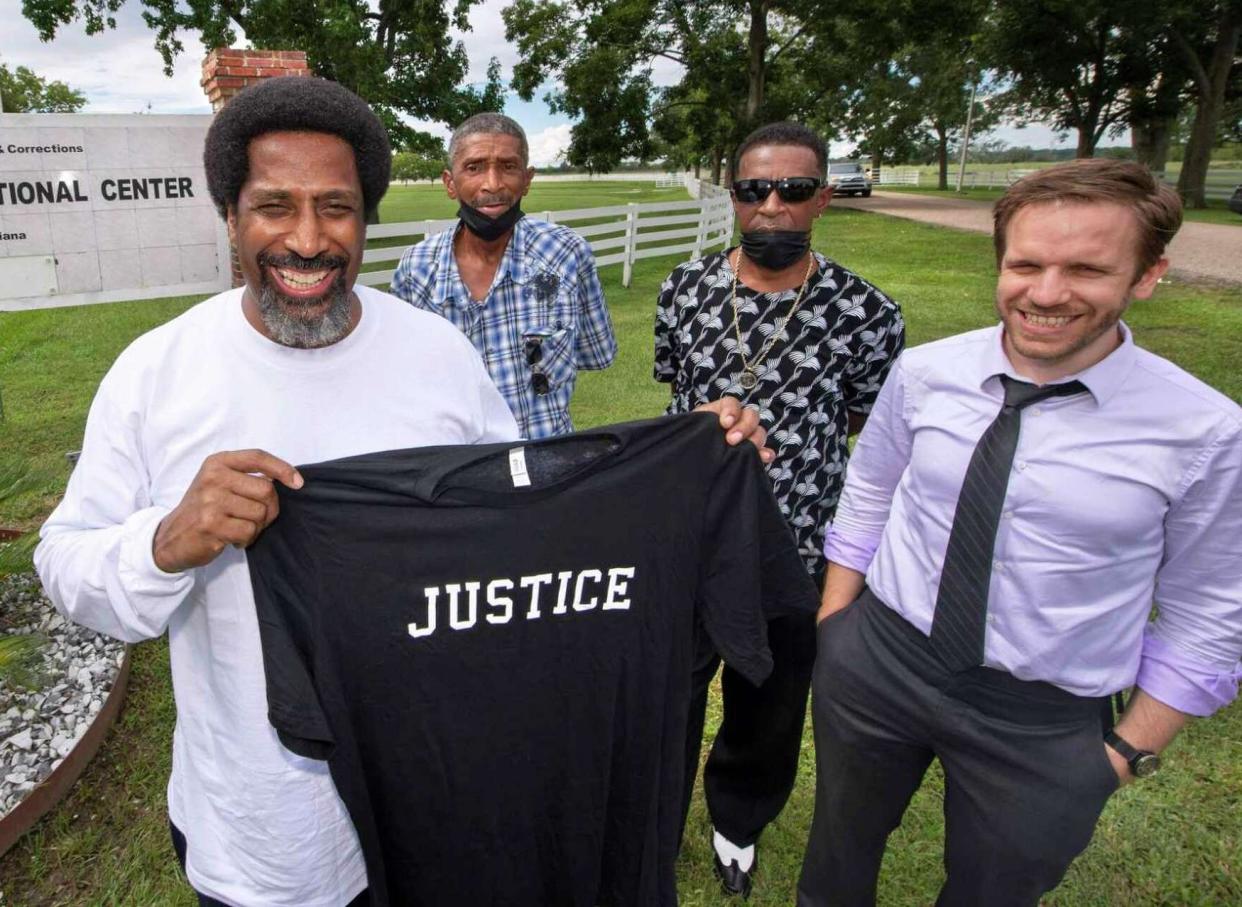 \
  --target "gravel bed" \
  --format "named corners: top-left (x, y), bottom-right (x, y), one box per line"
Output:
top-left (0, 573), bottom-right (125, 817)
